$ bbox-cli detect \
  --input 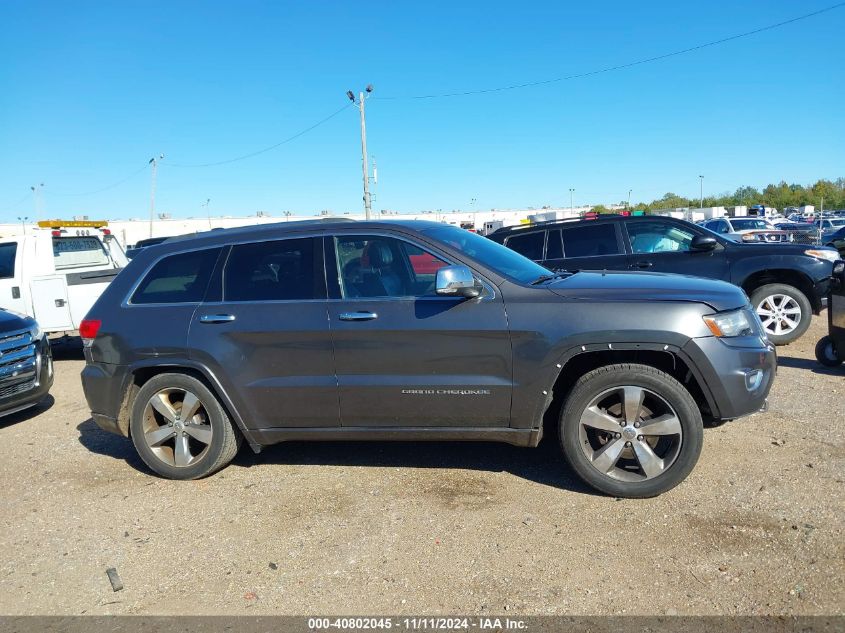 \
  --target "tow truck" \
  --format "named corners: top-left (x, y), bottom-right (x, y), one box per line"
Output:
top-left (0, 220), bottom-right (128, 334)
